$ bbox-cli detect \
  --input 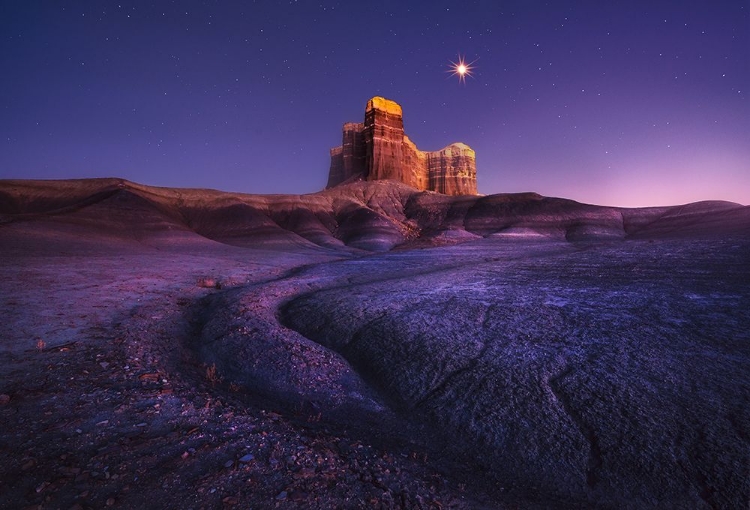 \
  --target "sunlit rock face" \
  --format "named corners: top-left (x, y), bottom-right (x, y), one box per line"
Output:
top-left (428, 142), bottom-right (476, 195)
top-left (328, 97), bottom-right (478, 196)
